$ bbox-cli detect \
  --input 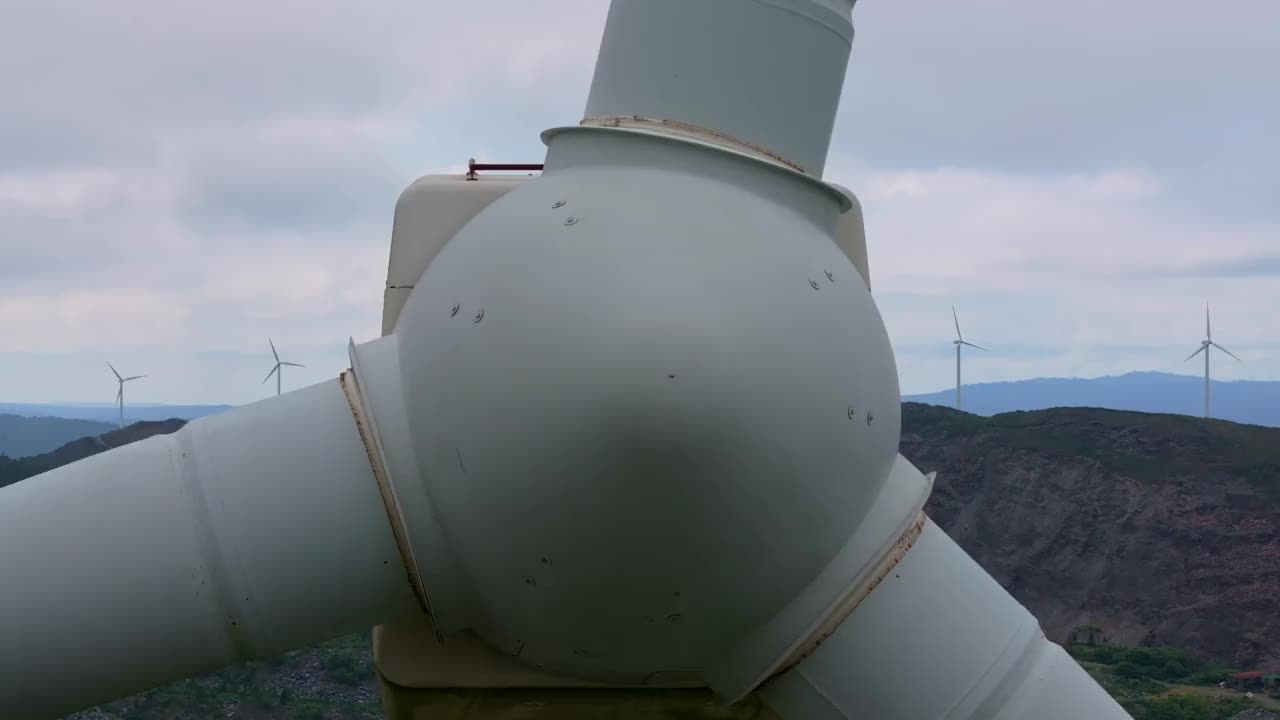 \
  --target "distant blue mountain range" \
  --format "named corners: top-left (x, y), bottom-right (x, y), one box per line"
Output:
top-left (904, 371), bottom-right (1280, 427)
top-left (0, 403), bottom-right (233, 424)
